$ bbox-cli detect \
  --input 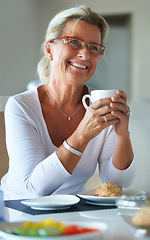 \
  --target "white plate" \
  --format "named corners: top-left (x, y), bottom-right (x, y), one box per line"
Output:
top-left (0, 220), bottom-right (108, 240)
top-left (85, 200), bottom-right (115, 206)
top-left (30, 206), bottom-right (70, 210)
top-left (21, 195), bottom-right (80, 210)
top-left (78, 188), bottom-right (145, 206)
